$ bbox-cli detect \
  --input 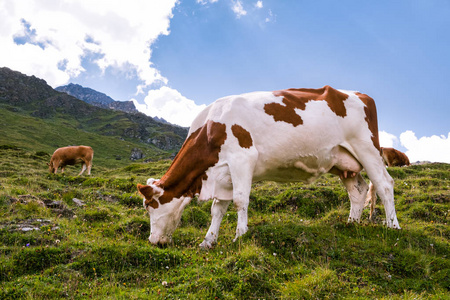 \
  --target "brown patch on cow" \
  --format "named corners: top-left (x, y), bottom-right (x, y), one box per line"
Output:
top-left (381, 147), bottom-right (410, 167)
top-left (355, 92), bottom-right (380, 151)
top-left (265, 85), bottom-right (348, 127)
top-left (137, 184), bottom-right (160, 209)
top-left (231, 124), bottom-right (253, 148)
top-left (154, 120), bottom-right (227, 204)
